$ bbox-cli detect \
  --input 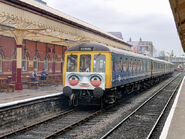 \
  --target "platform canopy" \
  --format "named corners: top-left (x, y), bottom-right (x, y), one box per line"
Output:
top-left (170, 0), bottom-right (185, 52)
top-left (0, 0), bottom-right (131, 50)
